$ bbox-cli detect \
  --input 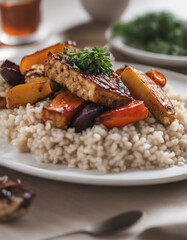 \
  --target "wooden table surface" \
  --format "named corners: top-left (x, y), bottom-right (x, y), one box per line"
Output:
top-left (0, 1), bottom-right (187, 240)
